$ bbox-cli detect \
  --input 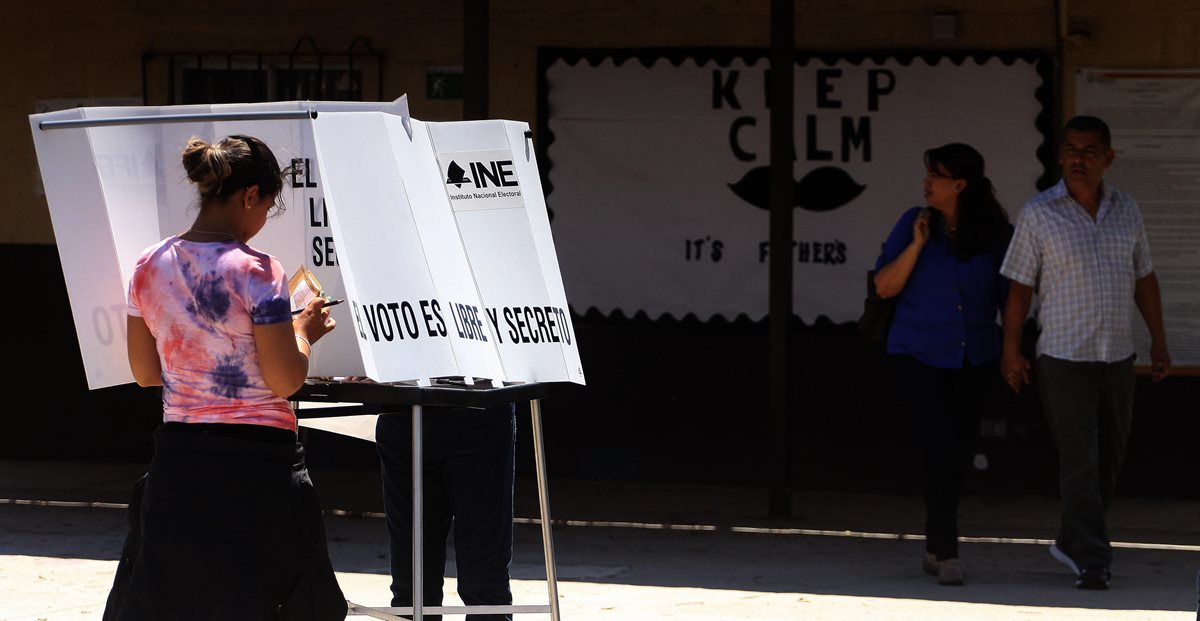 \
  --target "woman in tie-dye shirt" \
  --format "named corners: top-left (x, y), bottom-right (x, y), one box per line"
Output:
top-left (104, 135), bottom-right (347, 621)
